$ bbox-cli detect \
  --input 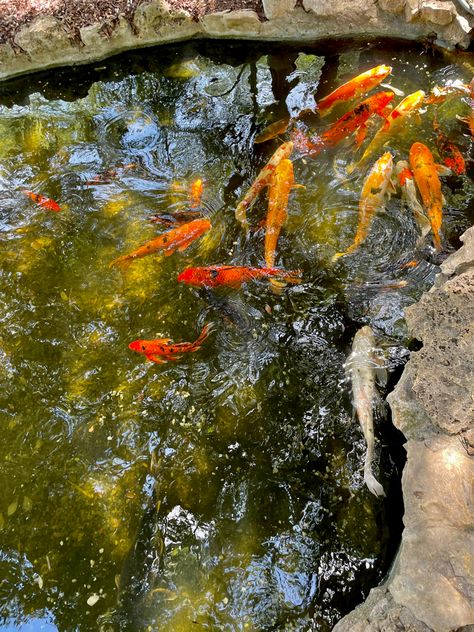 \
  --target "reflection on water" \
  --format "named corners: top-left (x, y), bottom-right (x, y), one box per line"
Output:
top-left (0, 40), bottom-right (472, 631)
